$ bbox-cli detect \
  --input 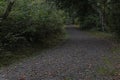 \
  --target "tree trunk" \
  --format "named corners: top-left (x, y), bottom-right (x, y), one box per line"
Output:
top-left (92, 5), bottom-right (106, 32)
top-left (100, 12), bottom-right (105, 32)
top-left (0, 18), bottom-right (2, 23)
top-left (2, 0), bottom-right (15, 20)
